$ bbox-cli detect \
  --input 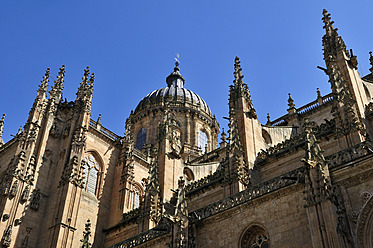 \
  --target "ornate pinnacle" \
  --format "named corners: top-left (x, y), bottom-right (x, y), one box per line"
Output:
top-left (369, 51), bottom-right (373, 73)
top-left (83, 66), bottom-right (90, 83)
top-left (322, 9), bottom-right (336, 36)
top-left (50, 65), bottom-right (65, 98)
top-left (316, 88), bottom-right (321, 98)
top-left (89, 73), bottom-right (95, 89)
top-left (288, 93), bottom-right (295, 109)
top-left (56, 65), bottom-right (65, 86)
top-left (97, 114), bottom-right (102, 125)
top-left (76, 67), bottom-right (94, 99)
top-left (266, 113), bottom-right (271, 125)
top-left (233, 56), bottom-right (243, 85)
top-left (322, 9), bottom-right (348, 63)
top-left (220, 128), bottom-right (227, 143)
top-left (0, 114), bottom-right (5, 145)
top-left (38, 68), bottom-right (50, 94)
